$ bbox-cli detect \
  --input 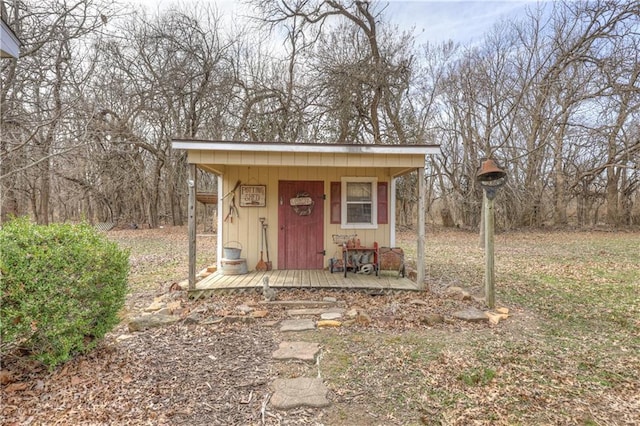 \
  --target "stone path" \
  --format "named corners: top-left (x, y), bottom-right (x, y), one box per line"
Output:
top-left (131, 290), bottom-right (510, 415)
top-left (267, 301), bottom-right (346, 411)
